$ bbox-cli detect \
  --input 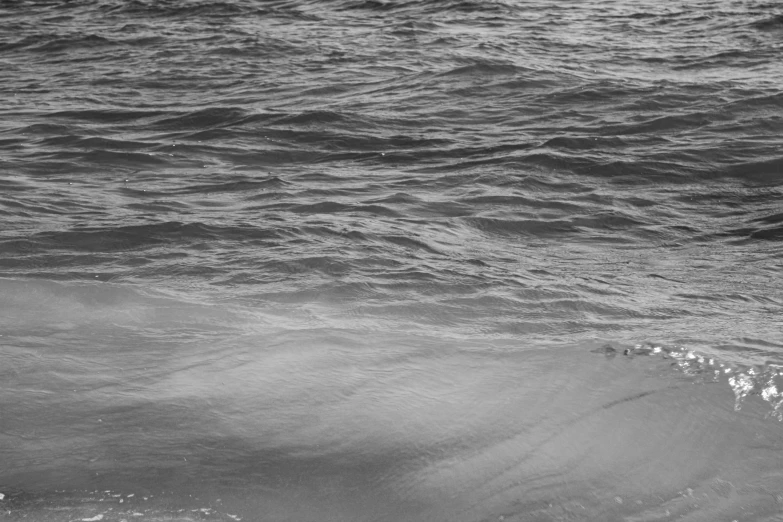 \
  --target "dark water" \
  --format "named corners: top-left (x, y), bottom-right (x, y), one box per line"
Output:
top-left (1, 1), bottom-right (783, 521)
